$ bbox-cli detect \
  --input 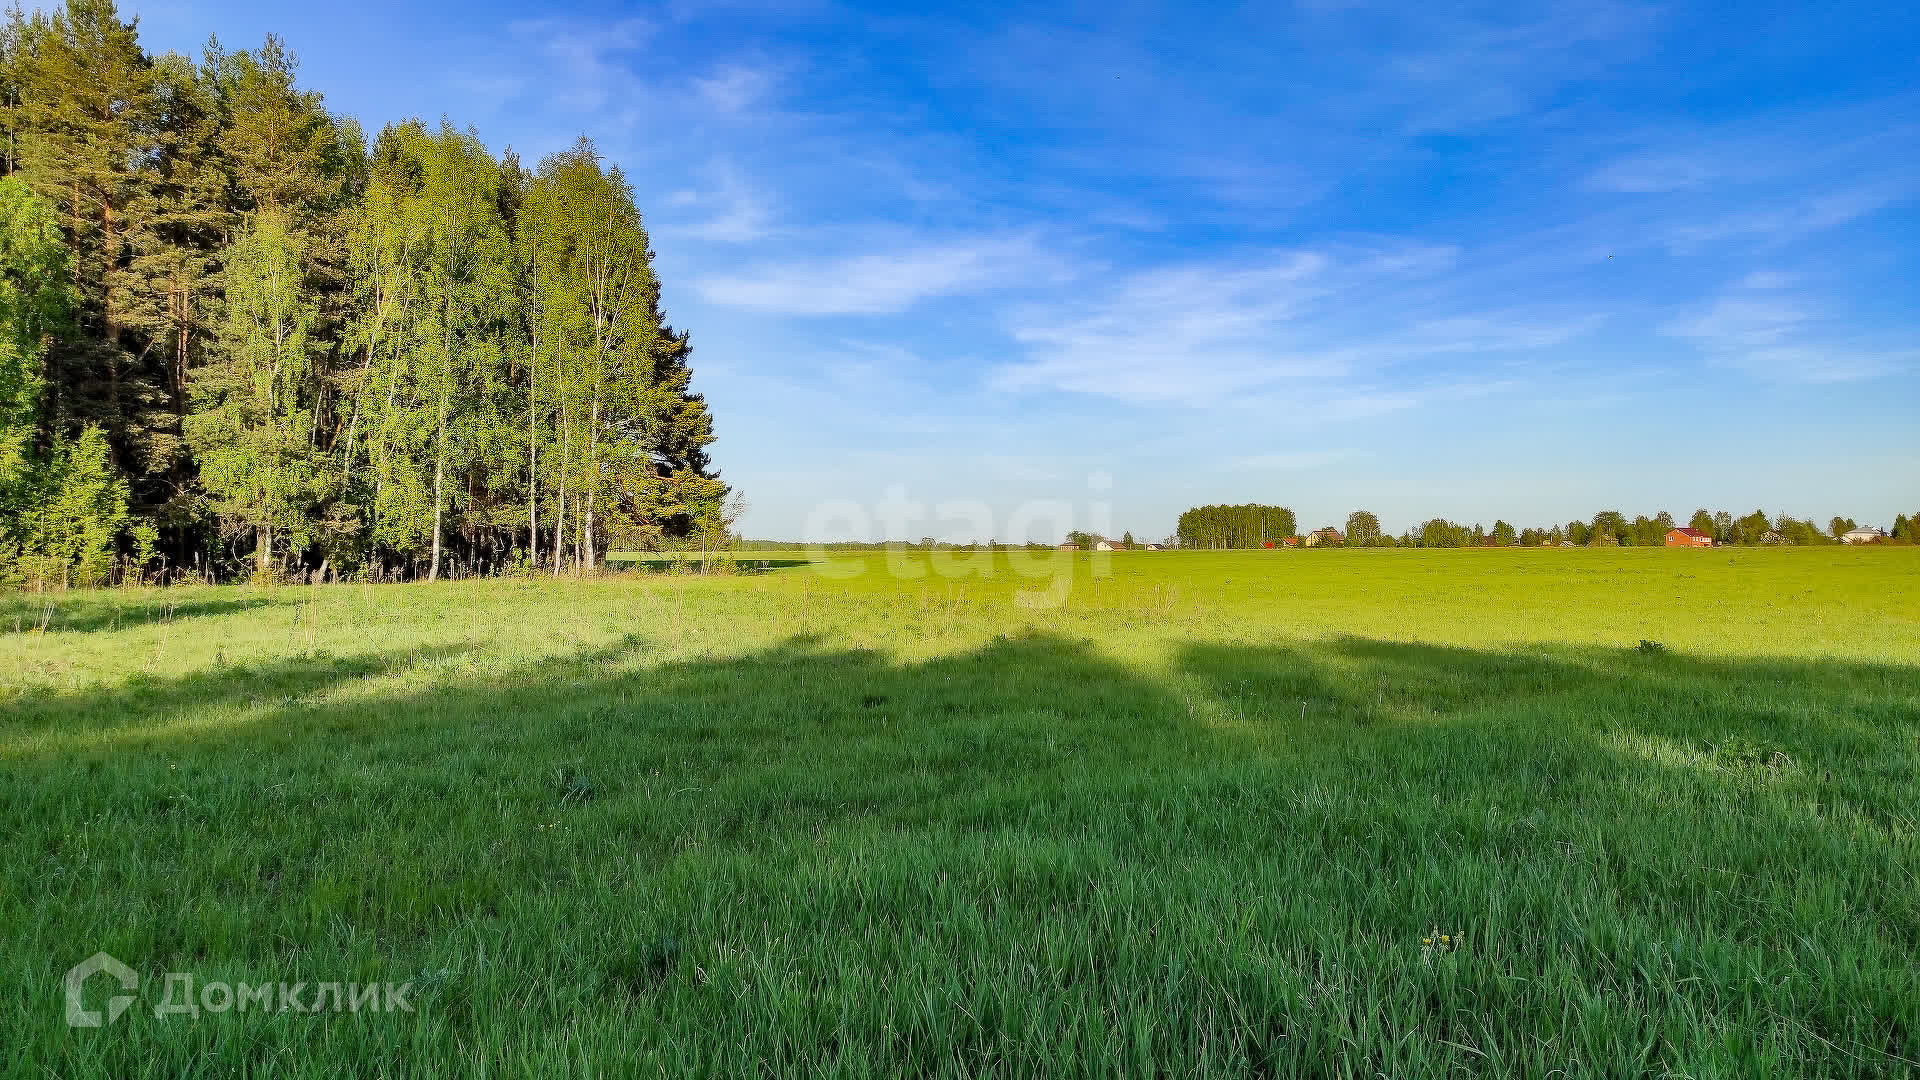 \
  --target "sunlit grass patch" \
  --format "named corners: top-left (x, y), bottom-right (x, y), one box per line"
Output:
top-left (5, 548), bottom-right (1918, 1076)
